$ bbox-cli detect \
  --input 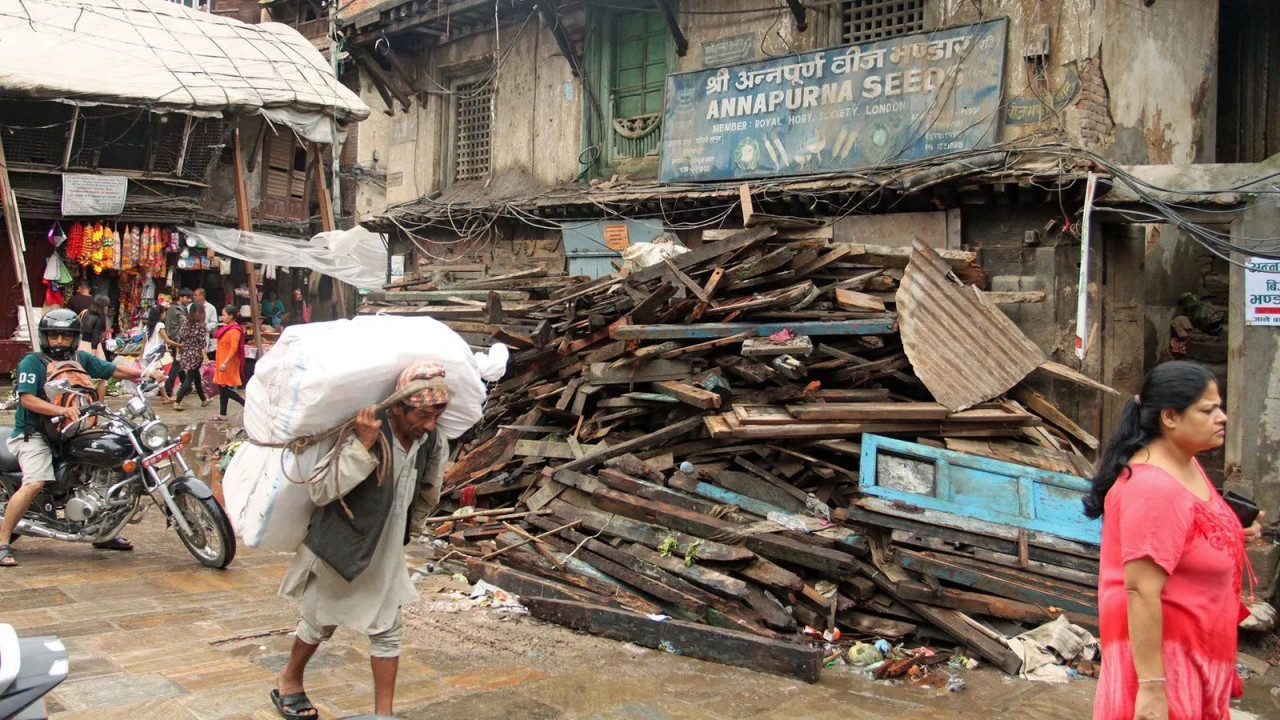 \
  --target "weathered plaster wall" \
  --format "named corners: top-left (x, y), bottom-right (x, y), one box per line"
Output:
top-left (1227, 202), bottom-right (1280, 520)
top-left (1099, 0), bottom-right (1218, 164)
